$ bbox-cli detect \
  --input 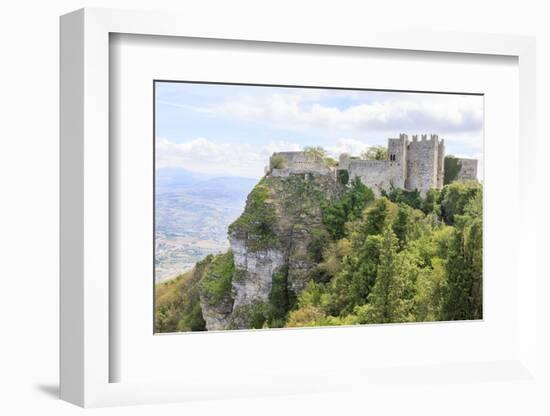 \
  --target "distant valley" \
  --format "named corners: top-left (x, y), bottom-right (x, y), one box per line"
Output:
top-left (155, 167), bottom-right (257, 282)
